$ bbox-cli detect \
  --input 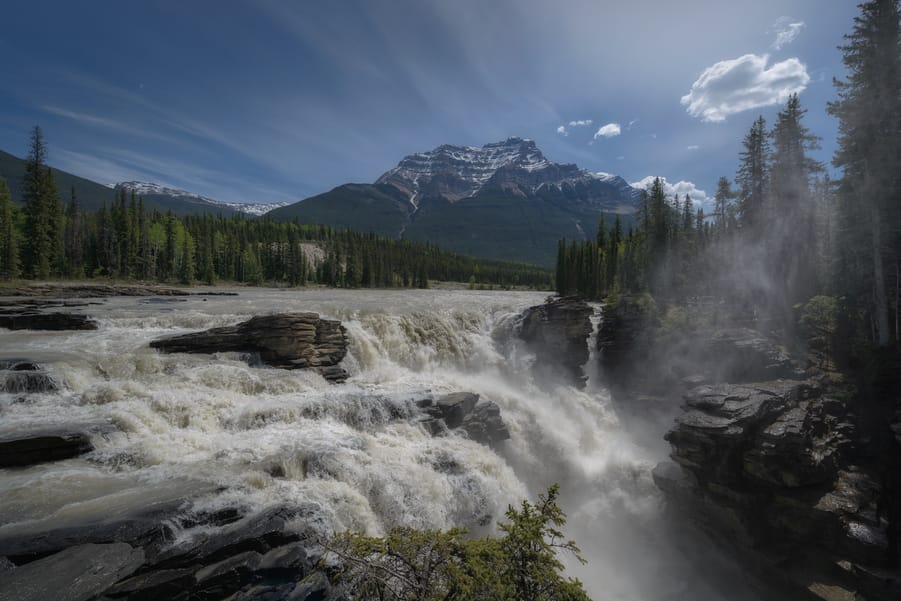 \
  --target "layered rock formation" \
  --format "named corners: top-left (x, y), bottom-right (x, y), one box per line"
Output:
top-left (417, 392), bottom-right (510, 447)
top-left (519, 296), bottom-right (593, 387)
top-left (150, 313), bottom-right (350, 383)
